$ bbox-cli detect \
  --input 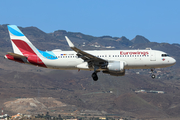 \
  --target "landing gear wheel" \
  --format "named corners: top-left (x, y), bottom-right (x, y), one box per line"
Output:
top-left (150, 69), bottom-right (156, 79)
top-left (151, 74), bottom-right (155, 79)
top-left (92, 72), bottom-right (98, 81)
